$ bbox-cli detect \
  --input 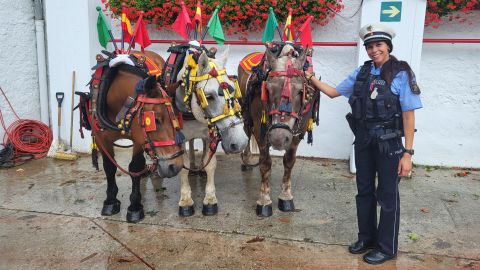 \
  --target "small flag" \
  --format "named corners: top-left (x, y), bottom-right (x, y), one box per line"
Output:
top-left (298, 16), bottom-right (313, 48)
top-left (133, 12), bottom-right (151, 52)
top-left (193, 0), bottom-right (202, 34)
top-left (207, 6), bottom-right (225, 45)
top-left (96, 7), bottom-right (111, 48)
top-left (283, 8), bottom-right (295, 42)
top-left (262, 7), bottom-right (279, 43)
top-left (171, 1), bottom-right (192, 41)
top-left (121, 3), bottom-right (133, 46)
